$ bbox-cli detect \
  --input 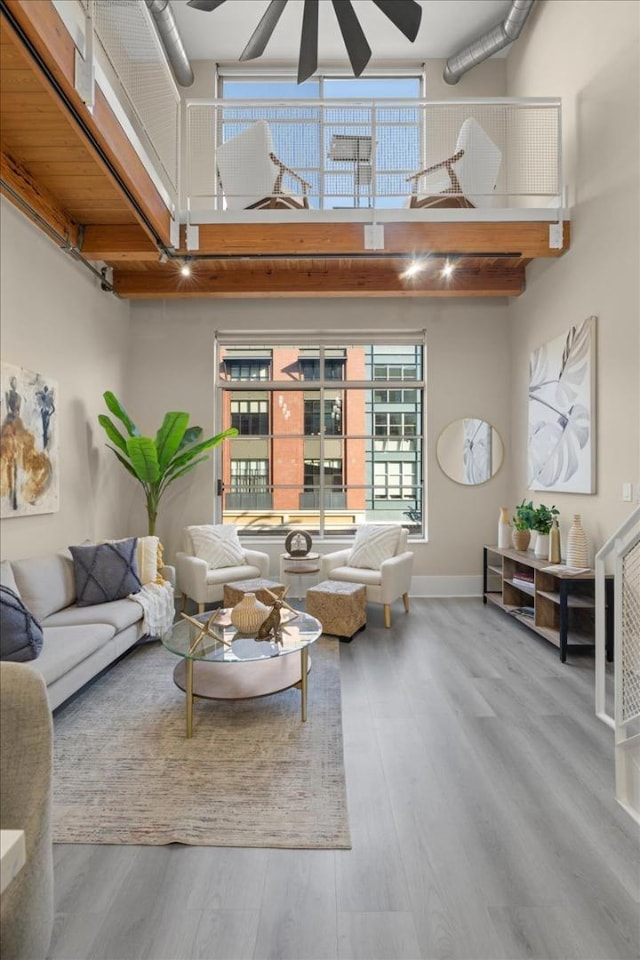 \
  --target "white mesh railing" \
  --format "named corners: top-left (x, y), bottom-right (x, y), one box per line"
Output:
top-left (621, 539), bottom-right (640, 725)
top-left (79, 0), bottom-right (180, 205)
top-left (186, 98), bottom-right (563, 216)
